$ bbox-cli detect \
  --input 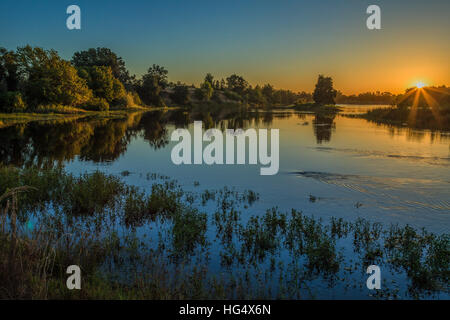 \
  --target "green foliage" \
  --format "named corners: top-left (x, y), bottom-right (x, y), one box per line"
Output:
top-left (172, 208), bottom-right (207, 255)
top-left (0, 48), bottom-right (20, 92)
top-left (204, 73), bottom-right (214, 87)
top-left (0, 166), bottom-right (448, 299)
top-left (17, 46), bottom-right (92, 108)
top-left (313, 74), bottom-right (337, 105)
top-left (336, 91), bottom-right (396, 105)
top-left (144, 64), bottom-right (168, 89)
top-left (65, 171), bottom-right (125, 215)
top-left (78, 66), bottom-right (125, 103)
top-left (81, 97), bottom-right (110, 111)
top-left (226, 74), bottom-right (248, 95)
top-left (246, 85), bottom-right (265, 106)
top-left (71, 47), bottom-right (132, 87)
top-left (194, 81), bottom-right (214, 102)
top-left (131, 91), bottom-right (142, 106)
top-left (0, 91), bottom-right (26, 112)
top-left (201, 81), bottom-right (213, 101)
top-left (136, 67), bottom-right (167, 107)
top-left (170, 85), bottom-right (190, 105)
top-left (110, 91), bottom-right (143, 109)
